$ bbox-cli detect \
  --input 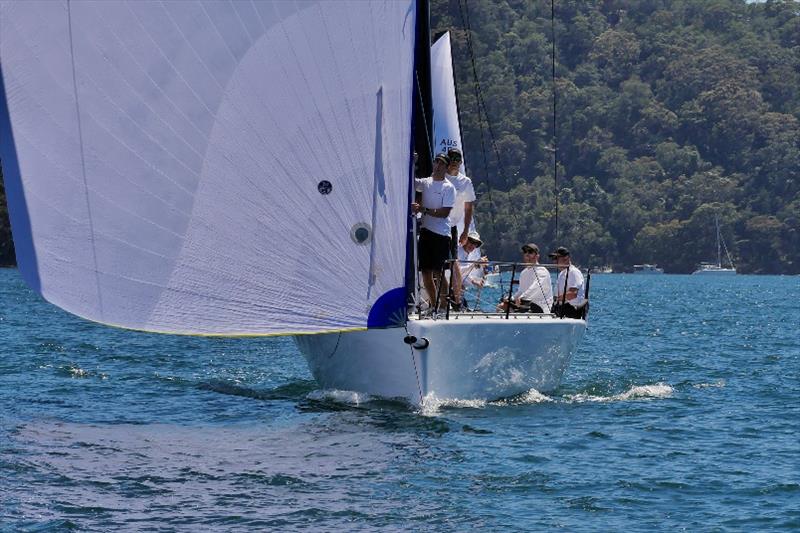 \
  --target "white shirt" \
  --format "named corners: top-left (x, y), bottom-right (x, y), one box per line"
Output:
top-left (514, 266), bottom-right (553, 312)
top-left (445, 172), bottom-right (476, 235)
top-left (555, 264), bottom-right (585, 306)
top-left (415, 177), bottom-right (456, 237)
top-left (457, 246), bottom-right (483, 288)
